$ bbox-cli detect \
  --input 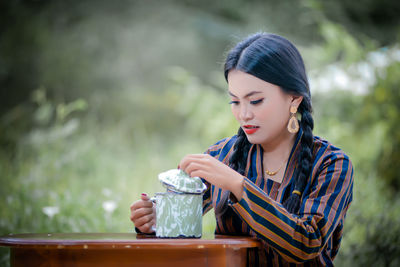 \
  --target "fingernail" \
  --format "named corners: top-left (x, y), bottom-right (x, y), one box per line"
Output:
top-left (141, 193), bottom-right (147, 197)
top-left (177, 165), bottom-right (180, 169)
